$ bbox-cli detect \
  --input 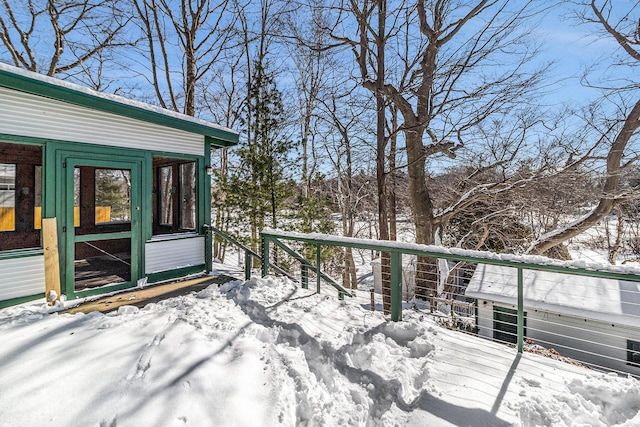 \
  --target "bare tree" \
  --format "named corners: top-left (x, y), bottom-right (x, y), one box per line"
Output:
top-left (0, 0), bottom-right (132, 80)
top-left (132, 0), bottom-right (235, 115)
top-left (285, 5), bottom-right (333, 197)
top-left (202, 51), bottom-right (248, 261)
top-left (527, 0), bottom-right (640, 255)
top-left (331, 0), bottom-right (548, 299)
top-left (318, 82), bottom-right (375, 288)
